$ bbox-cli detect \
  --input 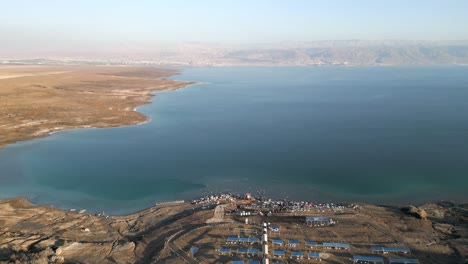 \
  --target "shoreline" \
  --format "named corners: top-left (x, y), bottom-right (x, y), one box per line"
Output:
top-left (3, 191), bottom-right (465, 218)
top-left (37, 81), bottom-right (194, 138)
top-left (0, 66), bottom-right (195, 150)
top-left (1, 194), bottom-right (465, 263)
